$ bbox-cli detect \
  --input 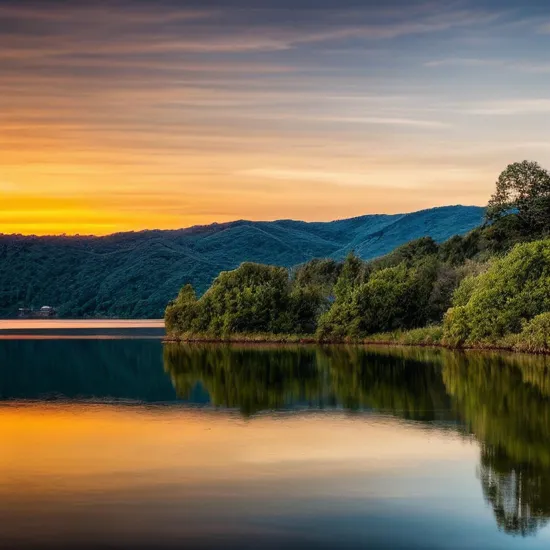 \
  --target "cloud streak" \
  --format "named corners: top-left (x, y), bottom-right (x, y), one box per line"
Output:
top-left (0, 2), bottom-right (505, 58)
top-left (1, 0), bottom-right (550, 234)
top-left (466, 99), bottom-right (550, 115)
